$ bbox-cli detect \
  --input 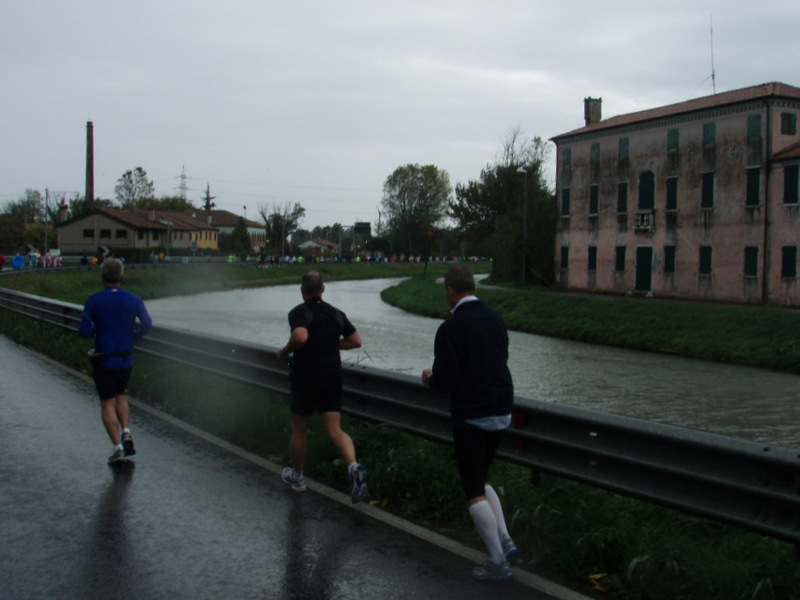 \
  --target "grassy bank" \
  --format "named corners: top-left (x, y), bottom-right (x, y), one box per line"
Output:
top-left (381, 276), bottom-right (800, 375)
top-left (1, 263), bottom-right (799, 599)
top-left (0, 261), bottom-right (490, 306)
